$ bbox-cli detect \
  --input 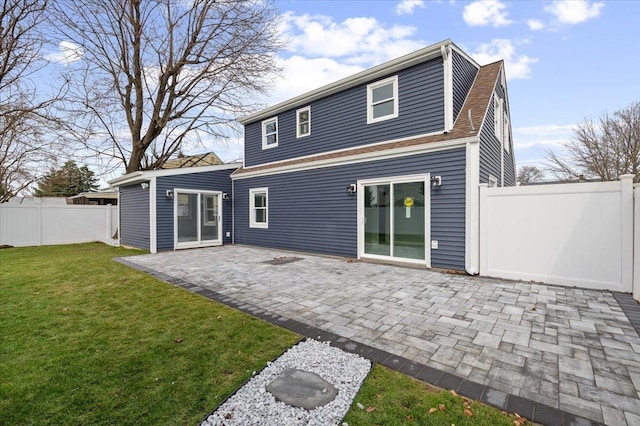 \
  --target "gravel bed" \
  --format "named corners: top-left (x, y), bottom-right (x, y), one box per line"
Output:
top-left (202, 339), bottom-right (371, 426)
